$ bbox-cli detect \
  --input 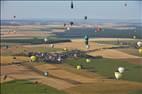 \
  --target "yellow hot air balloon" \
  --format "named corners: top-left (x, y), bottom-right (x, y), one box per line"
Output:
top-left (114, 72), bottom-right (122, 80)
top-left (76, 65), bottom-right (81, 70)
top-left (86, 59), bottom-right (91, 63)
top-left (138, 48), bottom-right (142, 55)
top-left (30, 56), bottom-right (37, 62)
top-left (63, 48), bottom-right (67, 51)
